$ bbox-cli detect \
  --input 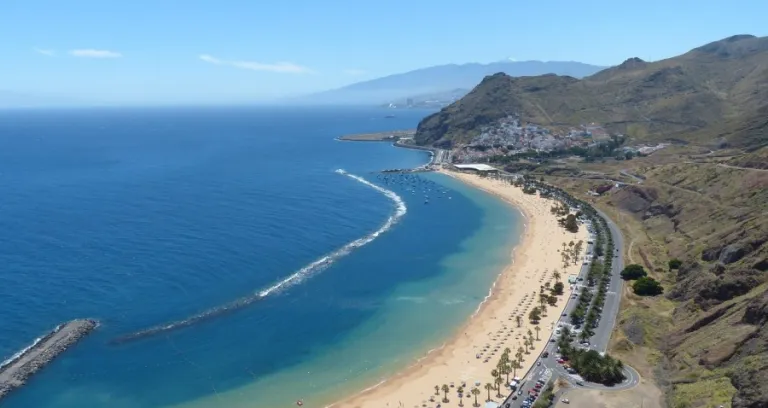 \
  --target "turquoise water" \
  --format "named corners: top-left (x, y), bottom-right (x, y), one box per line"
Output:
top-left (0, 107), bottom-right (521, 407)
top-left (173, 174), bottom-right (522, 408)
